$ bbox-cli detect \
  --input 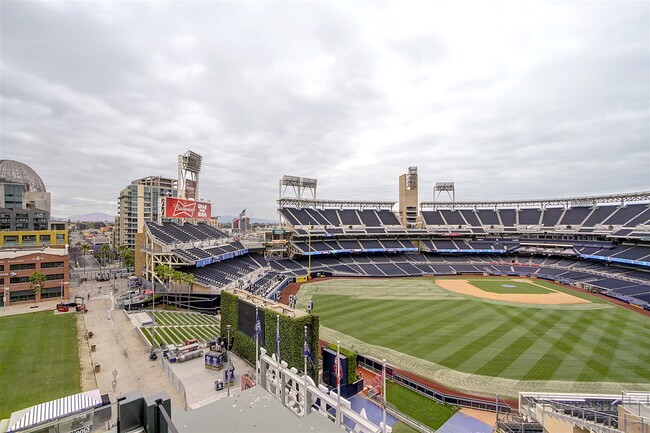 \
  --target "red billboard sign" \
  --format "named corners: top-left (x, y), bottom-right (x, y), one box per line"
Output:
top-left (165, 197), bottom-right (211, 219)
